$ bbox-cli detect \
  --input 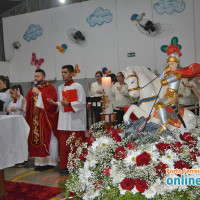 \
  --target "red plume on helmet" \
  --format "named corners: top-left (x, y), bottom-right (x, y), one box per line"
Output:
top-left (166, 44), bottom-right (182, 57)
